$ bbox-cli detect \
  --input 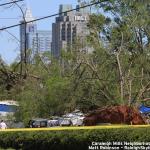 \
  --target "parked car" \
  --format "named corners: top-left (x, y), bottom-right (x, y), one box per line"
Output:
top-left (28, 118), bottom-right (48, 128)
top-left (60, 118), bottom-right (72, 126)
top-left (47, 117), bottom-right (63, 127)
top-left (62, 109), bottom-right (85, 126)
top-left (71, 117), bottom-right (84, 126)
top-left (47, 119), bottom-right (59, 127)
